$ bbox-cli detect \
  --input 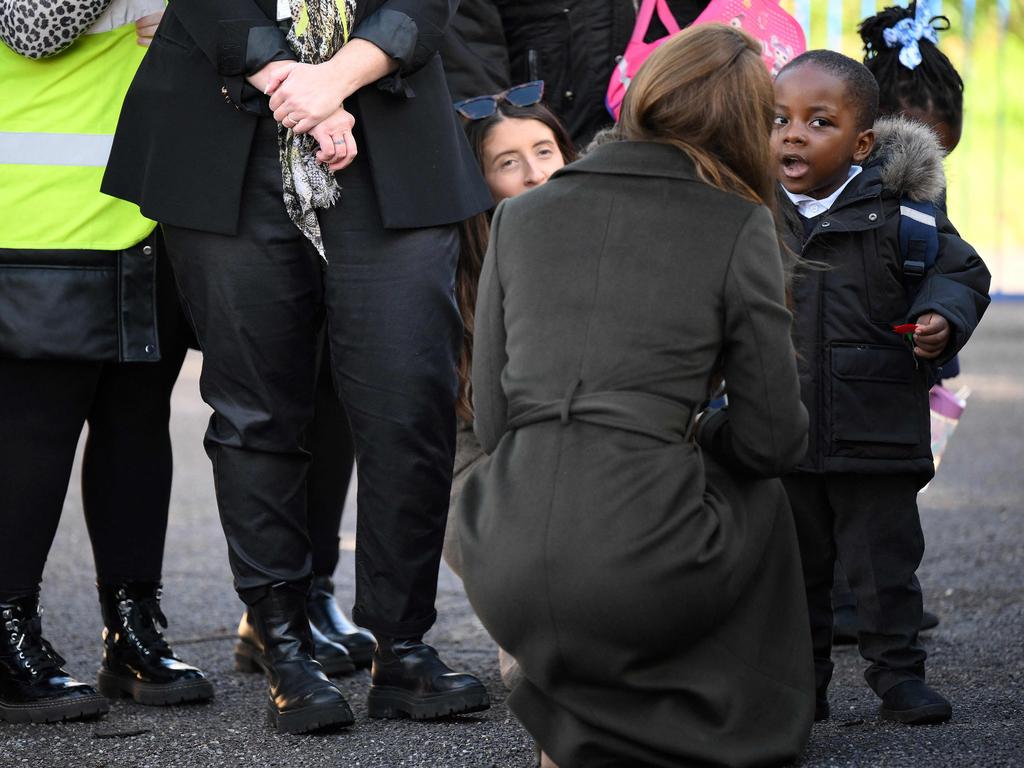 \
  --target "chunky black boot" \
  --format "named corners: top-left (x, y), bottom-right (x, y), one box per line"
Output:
top-left (306, 576), bottom-right (375, 669)
top-left (96, 582), bottom-right (214, 706)
top-left (0, 595), bottom-right (109, 723)
top-left (367, 638), bottom-right (490, 720)
top-left (240, 582), bottom-right (354, 734)
top-left (236, 608), bottom-right (355, 677)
